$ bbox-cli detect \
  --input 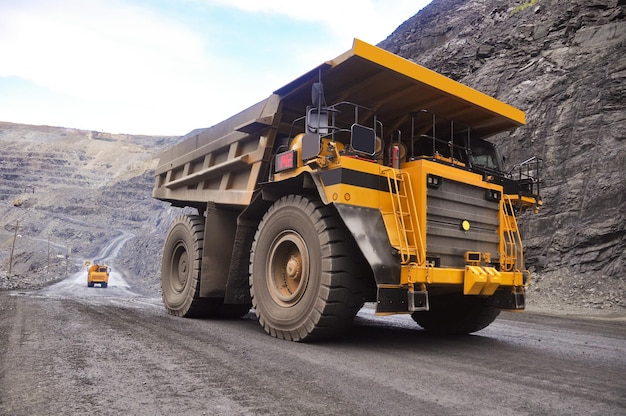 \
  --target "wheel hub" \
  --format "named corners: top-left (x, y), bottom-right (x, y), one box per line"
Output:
top-left (178, 255), bottom-right (188, 278)
top-left (267, 231), bottom-right (309, 306)
top-left (285, 255), bottom-right (301, 281)
top-left (171, 244), bottom-right (189, 293)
